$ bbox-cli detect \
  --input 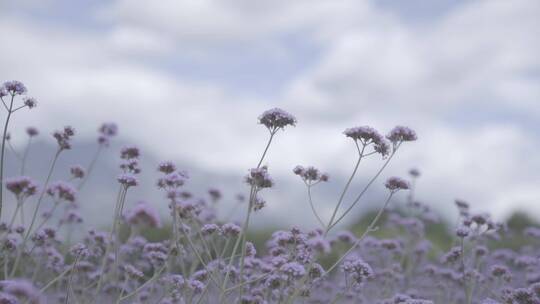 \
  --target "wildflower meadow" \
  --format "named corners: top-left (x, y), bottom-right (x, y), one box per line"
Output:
top-left (0, 80), bottom-right (539, 304)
